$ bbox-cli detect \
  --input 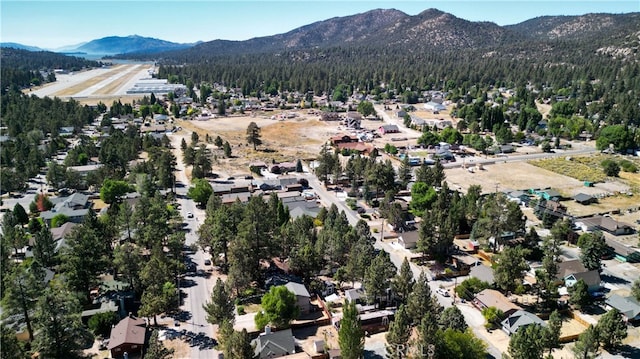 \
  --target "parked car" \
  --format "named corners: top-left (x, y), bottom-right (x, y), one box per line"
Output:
top-left (186, 212), bottom-right (194, 218)
top-left (436, 288), bottom-right (450, 297)
top-left (204, 259), bottom-right (212, 266)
